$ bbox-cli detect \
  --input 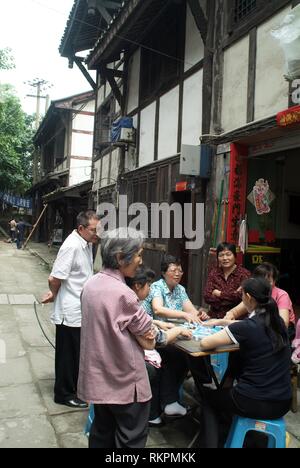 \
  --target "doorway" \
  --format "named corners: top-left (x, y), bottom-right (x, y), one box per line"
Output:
top-left (246, 149), bottom-right (300, 307)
